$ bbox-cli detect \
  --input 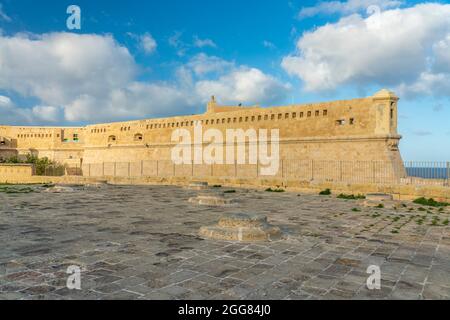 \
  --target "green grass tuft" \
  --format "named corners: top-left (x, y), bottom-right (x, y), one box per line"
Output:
top-left (413, 197), bottom-right (449, 207)
top-left (319, 189), bottom-right (332, 196)
top-left (265, 188), bottom-right (285, 193)
top-left (337, 194), bottom-right (366, 200)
